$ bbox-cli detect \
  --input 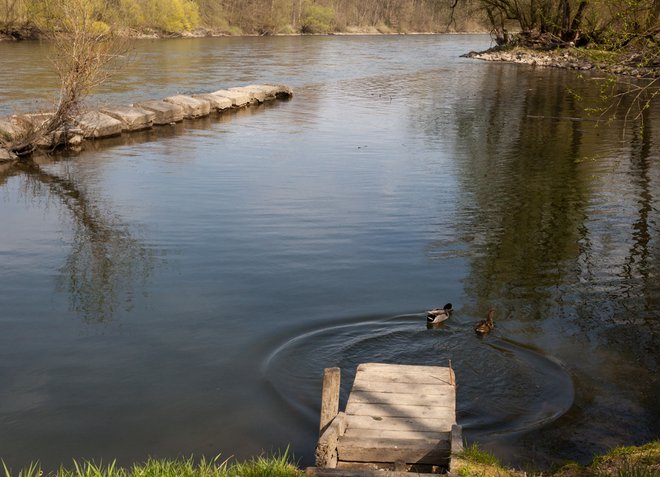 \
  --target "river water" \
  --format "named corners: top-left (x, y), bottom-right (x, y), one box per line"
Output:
top-left (0, 35), bottom-right (658, 471)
